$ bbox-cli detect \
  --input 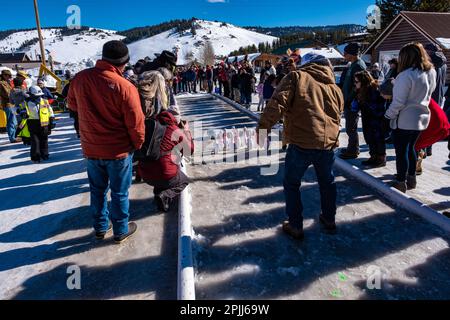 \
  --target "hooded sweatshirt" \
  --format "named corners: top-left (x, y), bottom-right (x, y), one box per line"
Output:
top-left (258, 63), bottom-right (344, 150)
top-left (429, 51), bottom-right (447, 107)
